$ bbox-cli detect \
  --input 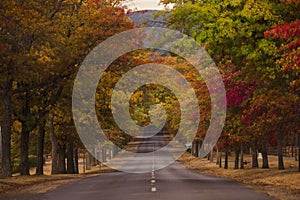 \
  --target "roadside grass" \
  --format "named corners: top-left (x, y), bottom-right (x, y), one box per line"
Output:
top-left (0, 159), bottom-right (114, 194)
top-left (0, 141), bottom-right (139, 195)
top-left (0, 174), bottom-right (84, 194)
top-left (178, 152), bottom-right (300, 200)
